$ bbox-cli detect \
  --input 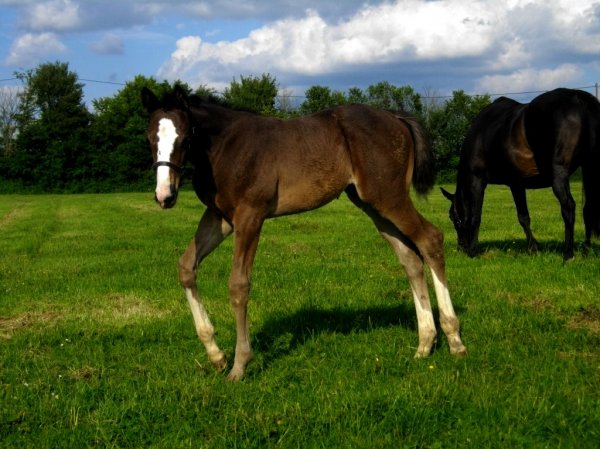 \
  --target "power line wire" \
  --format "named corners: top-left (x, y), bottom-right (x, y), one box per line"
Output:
top-left (1, 76), bottom-right (598, 100)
